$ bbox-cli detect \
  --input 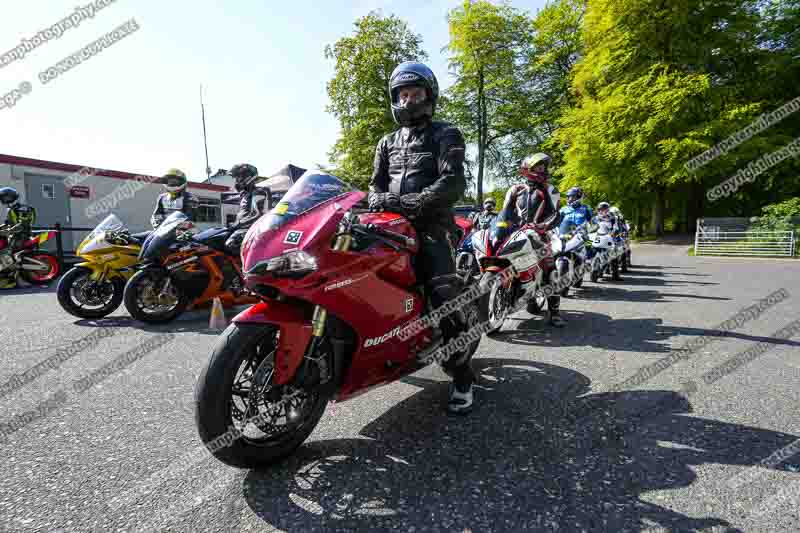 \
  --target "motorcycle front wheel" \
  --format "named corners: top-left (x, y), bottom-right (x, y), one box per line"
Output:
top-left (57, 266), bottom-right (125, 319)
top-left (194, 323), bottom-right (330, 469)
top-left (480, 272), bottom-right (511, 335)
top-left (123, 268), bottom-right (190, 324)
